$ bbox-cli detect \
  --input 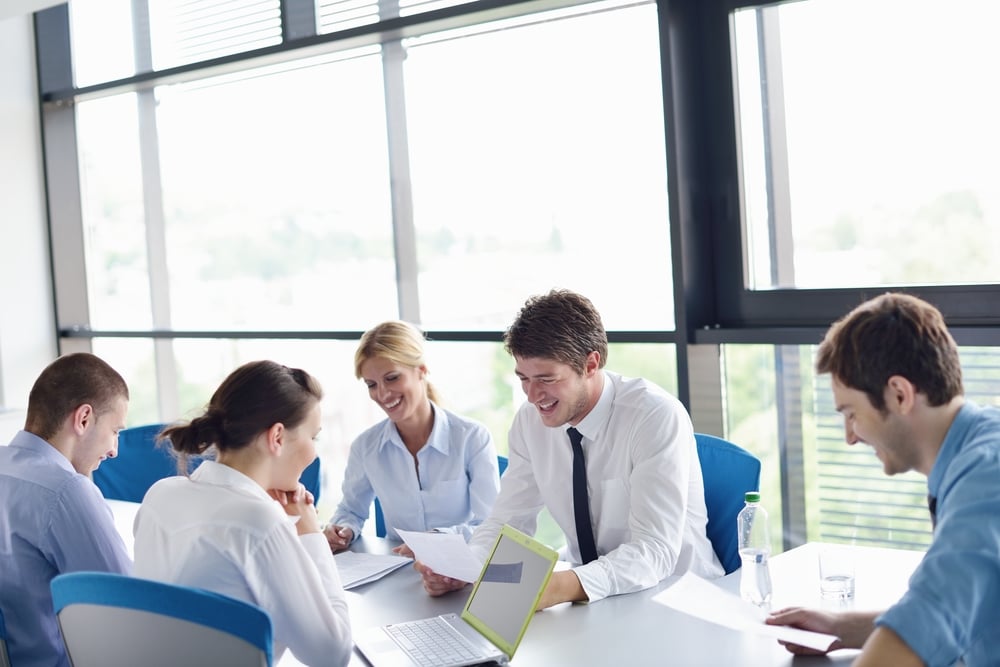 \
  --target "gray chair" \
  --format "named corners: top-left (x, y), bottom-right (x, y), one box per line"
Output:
top-left (51, 572), bottom-right (272, 667)
top-left (0, 604), bottom-right (10, 667)
top-left (695, 433), bottom-right (763, 574)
